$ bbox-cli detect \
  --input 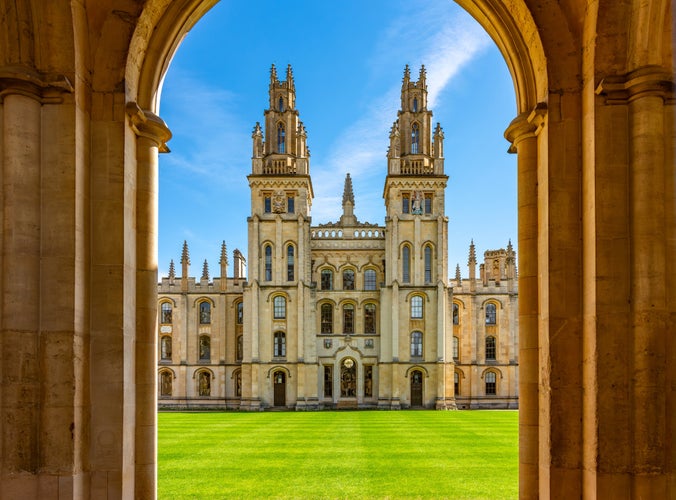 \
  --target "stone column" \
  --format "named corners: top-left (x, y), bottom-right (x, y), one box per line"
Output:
top-left (1, 88), bottom-right (42, 495)
top-left (505, 104), bottom-right (545, 500)
top-left (127, 103), bottom-right (171, 500)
